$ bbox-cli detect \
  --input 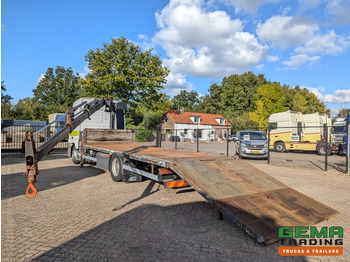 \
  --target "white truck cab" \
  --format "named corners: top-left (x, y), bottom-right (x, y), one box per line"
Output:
top-left (68, 97), bottom-right (126, 162)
